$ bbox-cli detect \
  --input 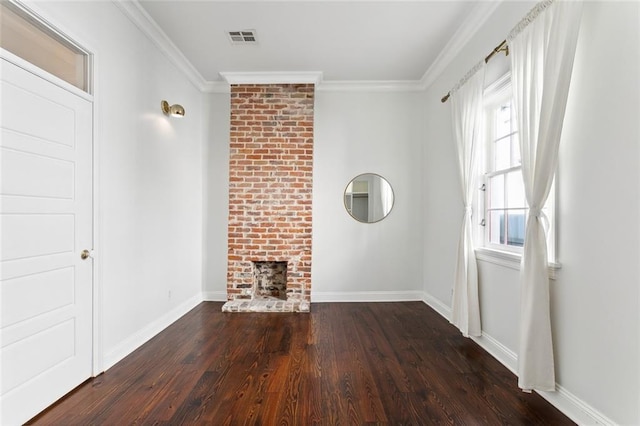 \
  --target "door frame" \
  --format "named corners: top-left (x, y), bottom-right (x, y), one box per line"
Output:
top-left (2, 0), bottom-right (104, 376)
